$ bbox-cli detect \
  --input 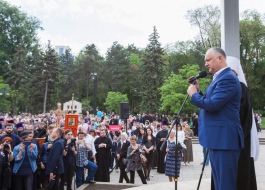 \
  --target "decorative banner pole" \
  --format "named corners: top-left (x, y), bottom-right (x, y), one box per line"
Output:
top-left (71, 93), bottom-right (74, 114)
top-left (50, 102), bottom-right (66, 127)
